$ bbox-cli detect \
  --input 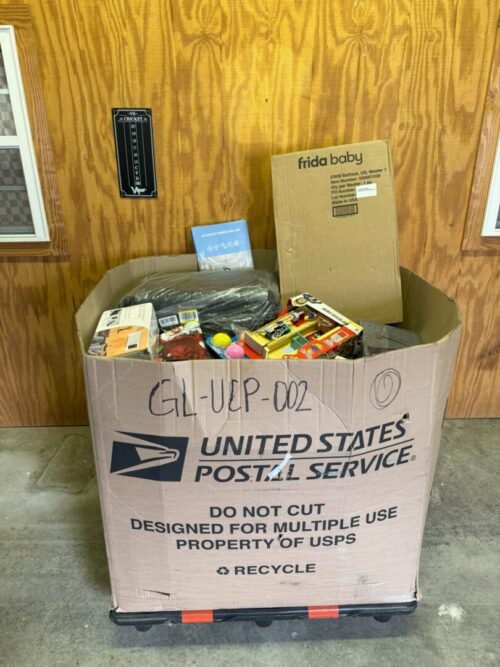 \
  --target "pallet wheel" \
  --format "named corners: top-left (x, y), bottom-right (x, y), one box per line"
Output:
top-left (134, 624), bottom-right (152, 632)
